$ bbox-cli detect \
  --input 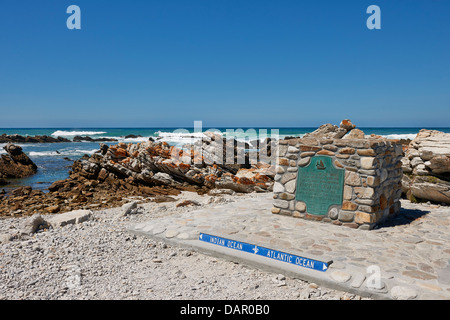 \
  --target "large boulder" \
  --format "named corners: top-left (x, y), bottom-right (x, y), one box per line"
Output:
top-left (0, 144), bottom-right (37, 178)
top-left (303, 123), bottom-right (348, 139)
top-left (402, 129), bottom-right (450, 204)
